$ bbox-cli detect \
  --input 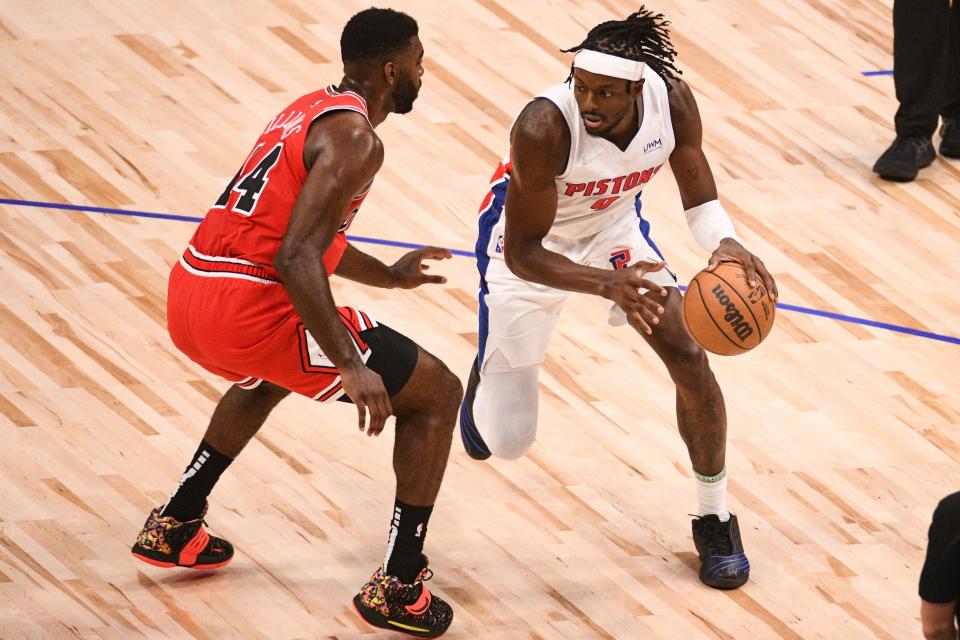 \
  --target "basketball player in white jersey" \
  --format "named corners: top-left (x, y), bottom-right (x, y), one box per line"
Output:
top-left (460, 8), bottom-right (778, 589)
